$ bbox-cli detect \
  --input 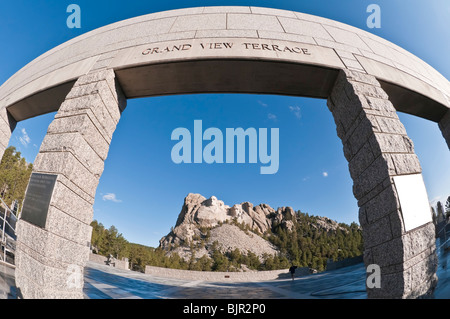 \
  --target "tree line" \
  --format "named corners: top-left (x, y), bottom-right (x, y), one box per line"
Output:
top-left (0, 146), bottom-right (33, 209)
top-left (432, 196), bottom-right (450, 224)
